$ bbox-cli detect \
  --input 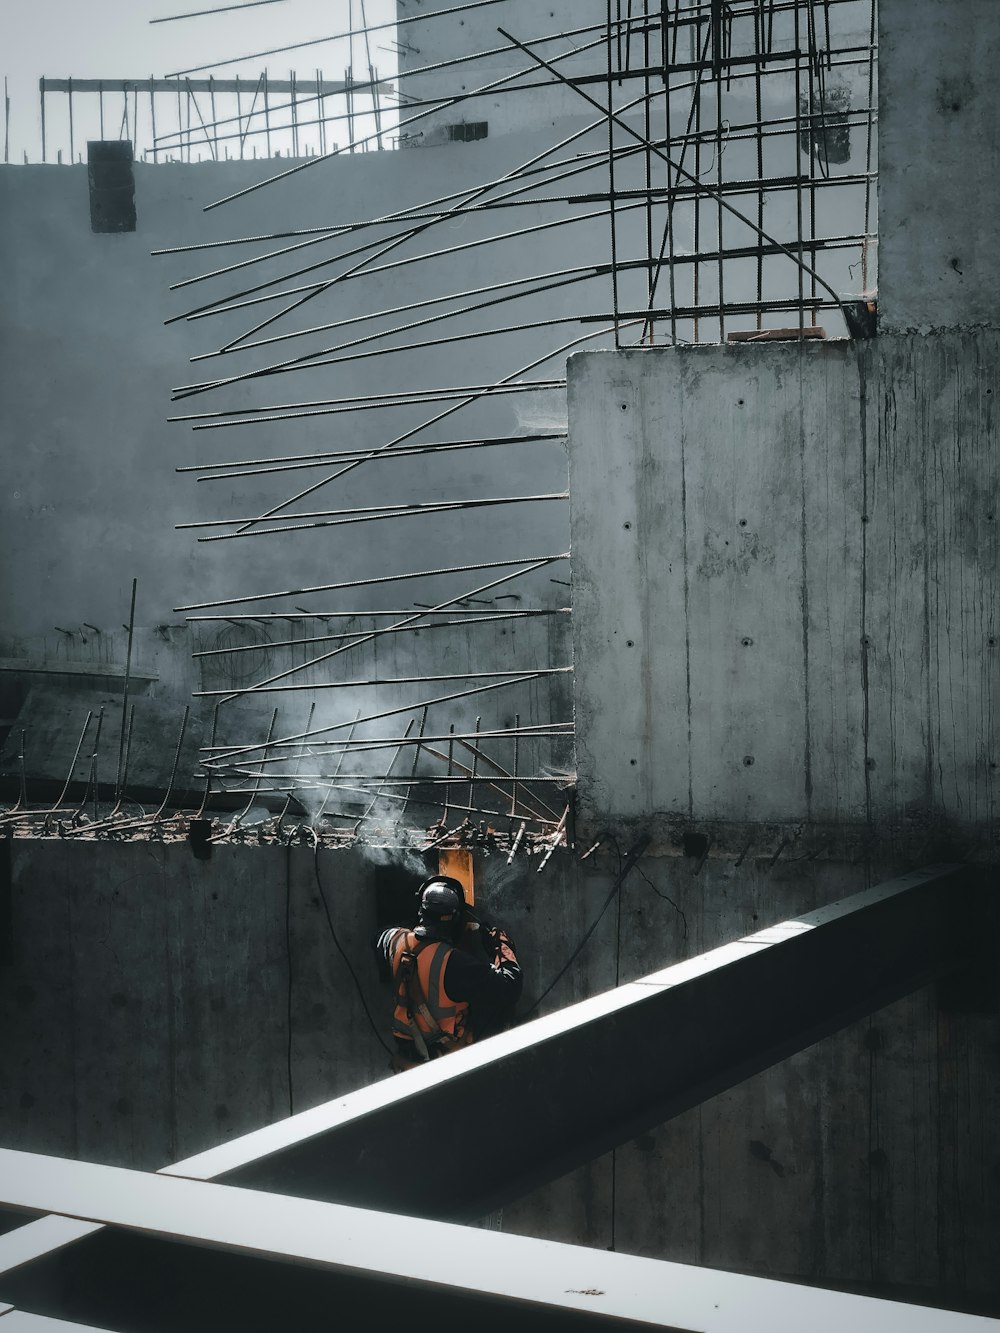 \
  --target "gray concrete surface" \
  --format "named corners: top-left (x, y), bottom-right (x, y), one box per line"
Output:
top-left (396, 0), bottom-right (607, 144)
top-left (0, 79), bottom-right (869, 697)
top-left (0, 0), bottom-right (997, 1318)
top-left (568, 335), bottom-right (997, 838)
top-left (0, 134), bottom-right (586, 791)
top-left (0, 839), bottom-right (996, 1309)
top-left (0, 143), bottom-right (579, 641)
top-left (879, 0), bottom-right (1000, 331)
